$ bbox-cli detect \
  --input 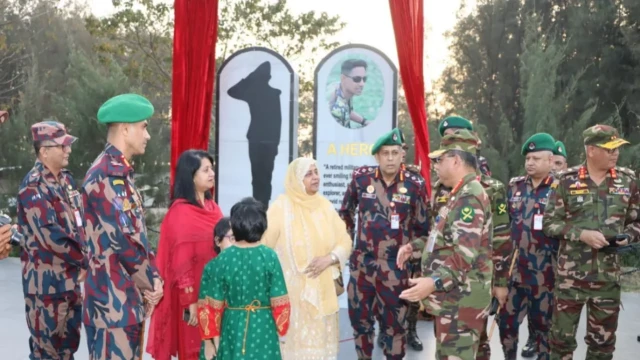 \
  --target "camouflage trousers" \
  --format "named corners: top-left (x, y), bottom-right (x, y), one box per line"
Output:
top-left (85, 323), bottom-right (143, 360)
top-left (498, 283), bottom-right (553, 360)
top-left (24, 288), bottom-right (82, 360)
top-left (433, 307), bottom-right (485, 360)
top-left (550, 279), bottom-right (620, 360)
top-left (348, 256), bottom-right (408, 360)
